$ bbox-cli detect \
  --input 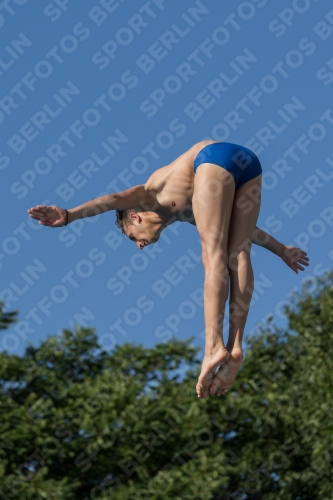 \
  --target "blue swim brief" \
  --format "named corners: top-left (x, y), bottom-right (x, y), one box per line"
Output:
top-left (193, 142), bottom-right (262, 189)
